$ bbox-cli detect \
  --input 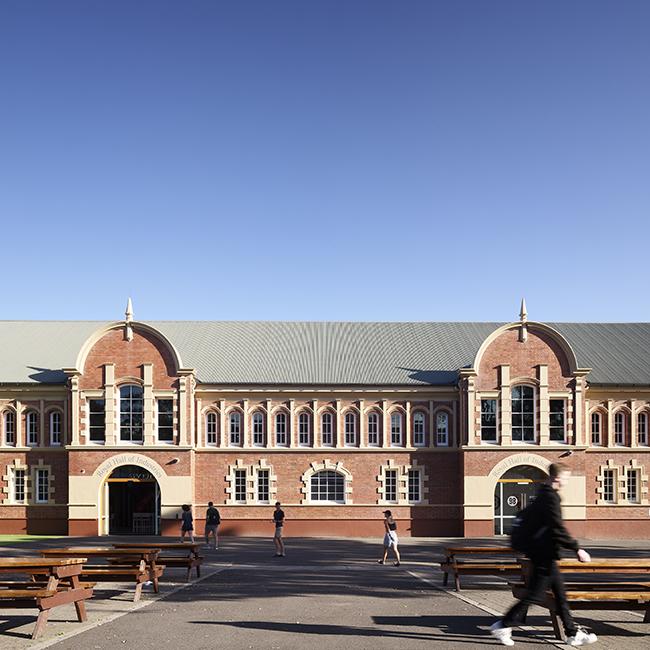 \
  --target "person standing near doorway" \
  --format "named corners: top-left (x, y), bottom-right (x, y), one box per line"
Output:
top-left (180, 504), bottom-right (194, 543)
top-left (490, 462), bottom-right (597, 647)
top-left (204, 501), bottom-right (221, 550)
top-left (272, 502), bottom-right (285, 557)
top-left (377, 510), bottom-right (401, 566)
